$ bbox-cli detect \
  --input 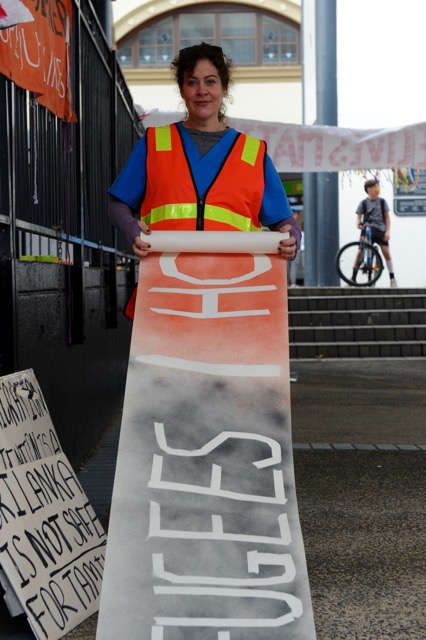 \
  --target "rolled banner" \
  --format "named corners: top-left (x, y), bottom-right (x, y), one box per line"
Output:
top-left (142, 230), bottom-right (288, 254)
